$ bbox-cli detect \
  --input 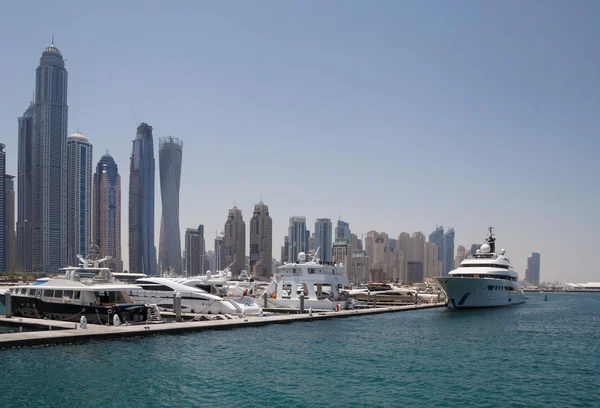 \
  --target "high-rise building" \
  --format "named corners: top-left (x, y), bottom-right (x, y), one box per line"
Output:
top-left (17, 102), bottom-right (34, 272)
top-left (333, 240), bottom-right (352, 273)
top-left (30, 43), bottom-right (69, 273)
top-left (406, 261), bottom-right (424, 283)
top-left (158, 136), bottom-right (183, 275)
top-left (67, 132), bottom-right (93, 266)
top-left (350, 250), bottom-right (369, 283)
top-left (0, 145), bottom-right (5, 271)
top-left (470, 244), bottom-right (479, 256)
top-left (398, 232), bottom-right (413, 262)
top-left (429, 226), bottom-right (445, 275)
top-left (185, 225), bottom-right (205, 276)
top-left (424, 242), bottom-right (439, 278)
top-left (214, 234), bottom-right (225, 271)
top-left (411, 232), bottom-right (426, 263)
top-left (4, 174), bottom-right (15, 272)
top-left (443, 228), bottom-right (455, 275)
top-left (128, 123), bottom-right (157, 275)
top-left (455, 245), bottom-right (467, 268)
top-left (288, 216), bottom-right (307, 262)
top-left (93, 153), bottom-right (123, 272)
top-left (525, 252), bottom-right (541, 285)
top-left (308, 232), bottom-right (315, 253)
top-left (249, 201), bottom-right (272, 279)
top-left (314, 218), bottom-right (333, 262)
top-left (281, 236), bottom-right (289, 264)
top-left (351, 233), bottom-right (361, 251)
top-left (223, 206), bottom-right (245, 275)
top-left (335, 220), bottom-right (351, 243)
top-left (388, 238), bottom-right (397, 251)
